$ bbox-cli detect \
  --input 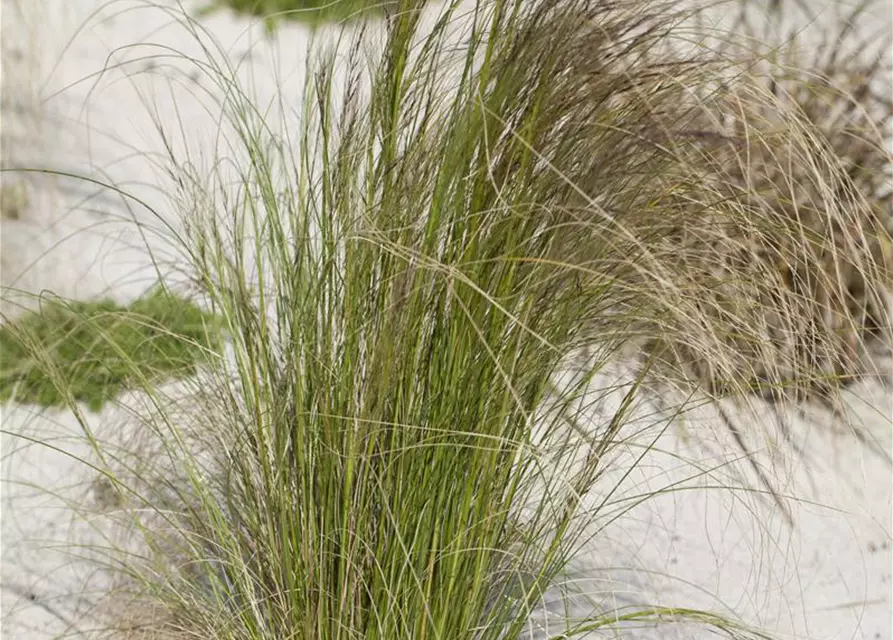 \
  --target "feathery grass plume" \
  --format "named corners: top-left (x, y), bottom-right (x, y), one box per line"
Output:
top-left (54, 0), bottom-right (779, 638)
